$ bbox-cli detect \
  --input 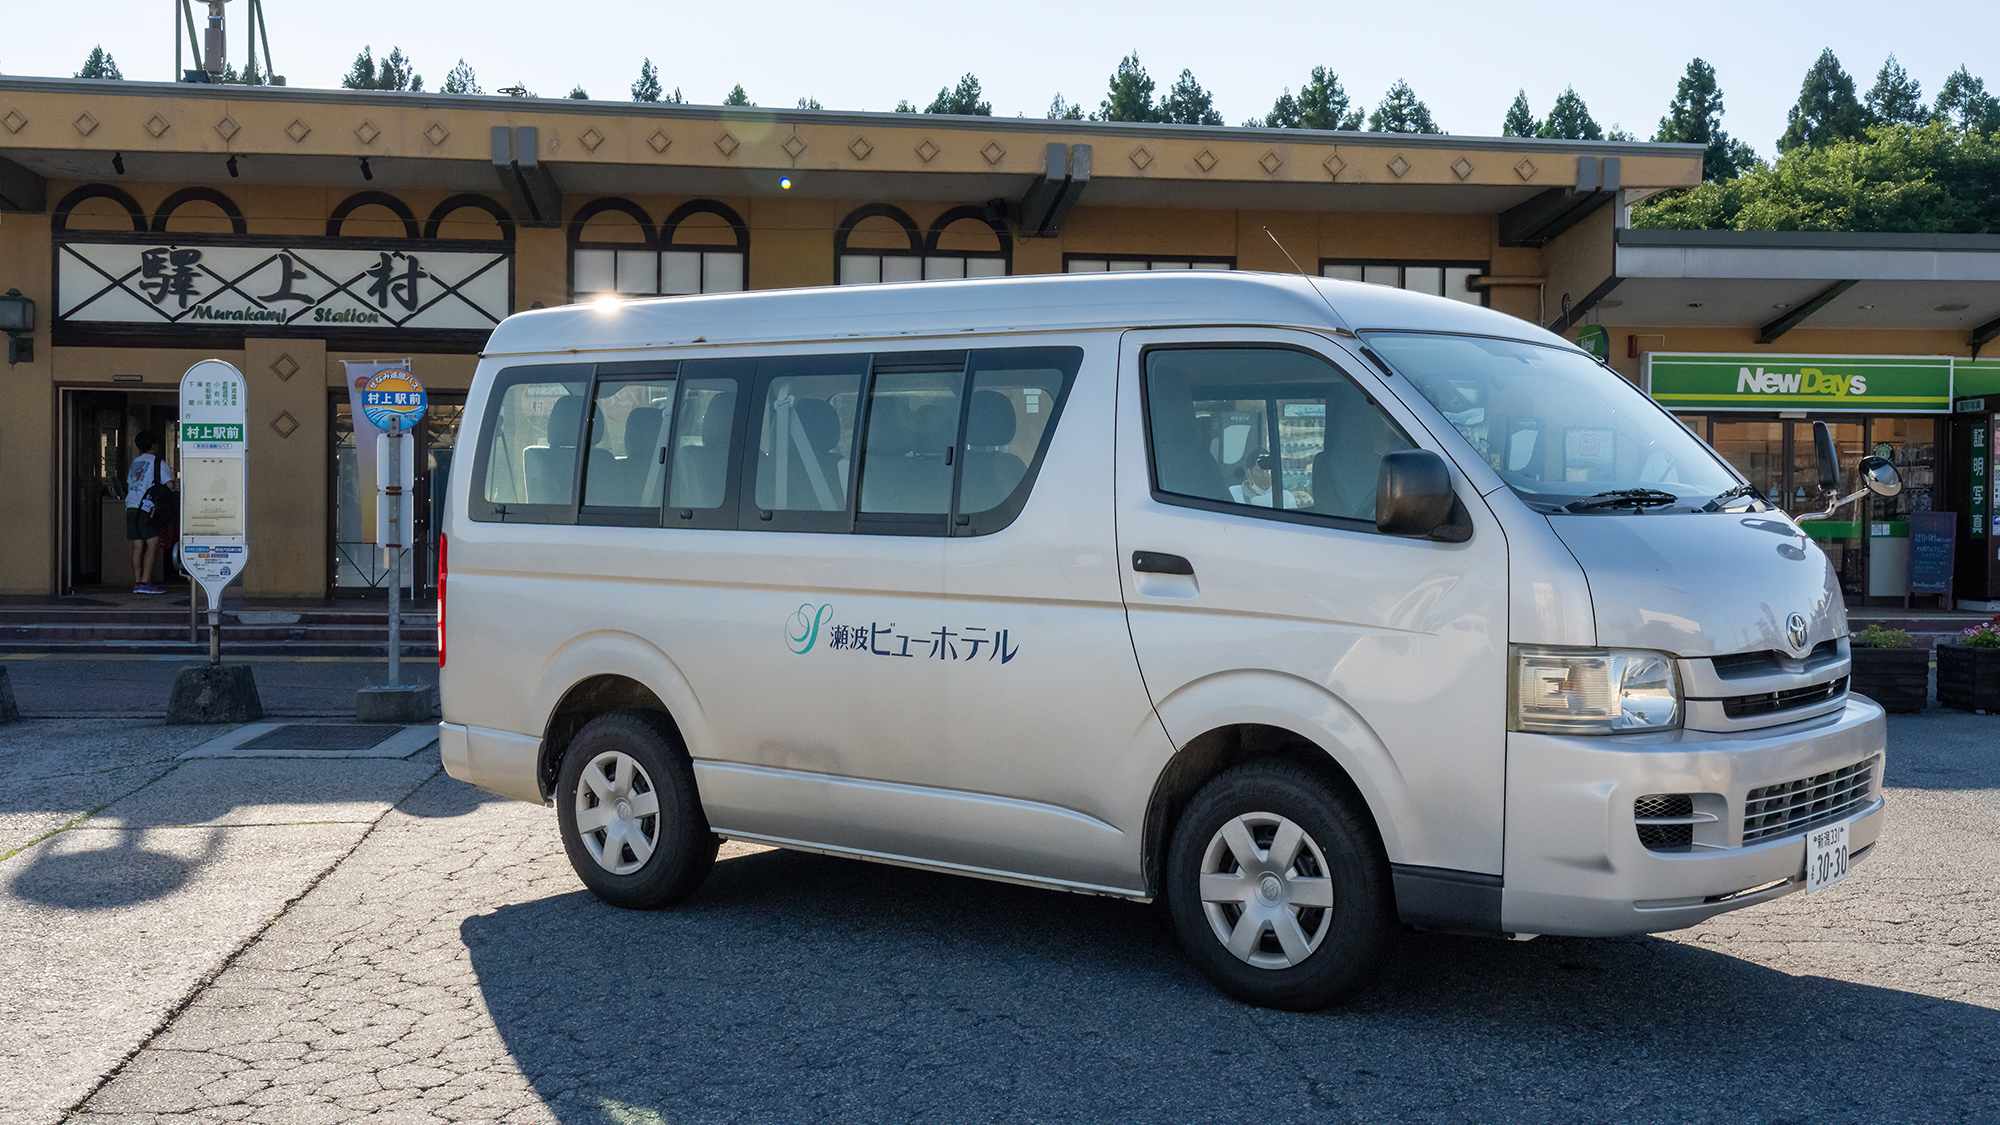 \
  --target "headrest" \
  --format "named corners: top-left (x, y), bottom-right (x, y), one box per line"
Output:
top-left (545, 396), bottom-right (582, 448)
top-left (967, 390), bottom-right (1016, 447)
top-left (793, 398), bottom-right (840, 452)
top-left (700, 392), bottom-right (736, 446)
top-left (624, 406), bottom-right (665, 456)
